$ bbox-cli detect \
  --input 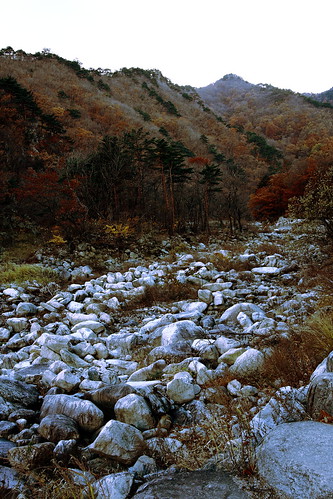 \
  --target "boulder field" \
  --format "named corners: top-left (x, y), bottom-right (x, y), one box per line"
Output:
top-left (0, 218), bottom-right (332, 498)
